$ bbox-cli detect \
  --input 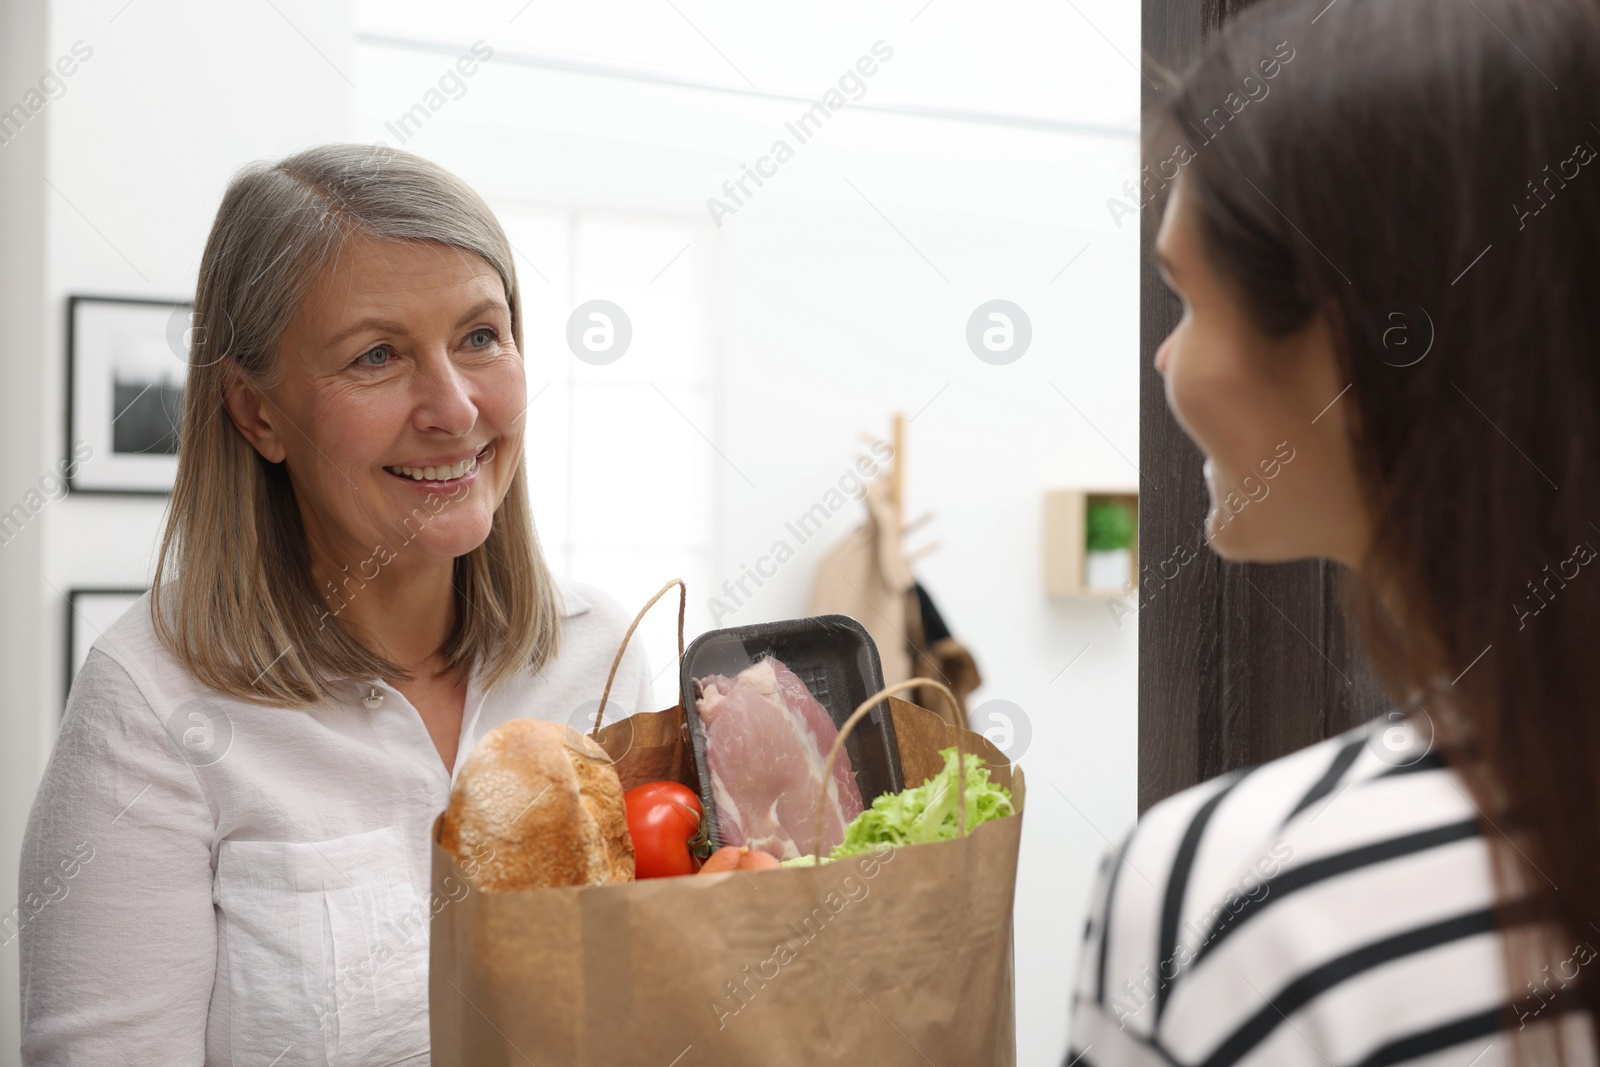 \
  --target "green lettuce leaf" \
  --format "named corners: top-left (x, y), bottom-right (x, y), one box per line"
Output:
top-left (780, 747), bottom-right (1014, 867)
